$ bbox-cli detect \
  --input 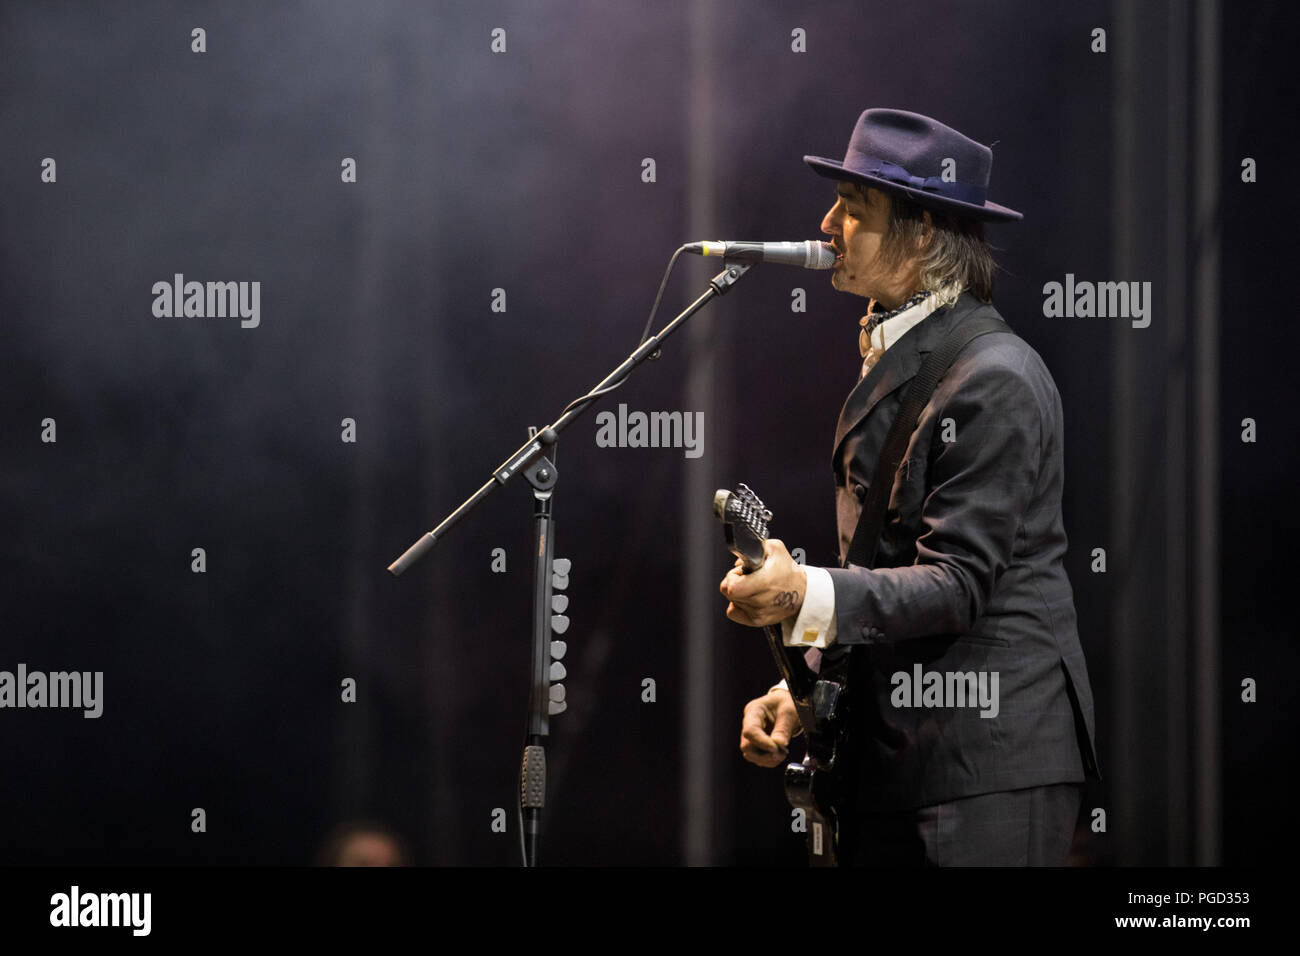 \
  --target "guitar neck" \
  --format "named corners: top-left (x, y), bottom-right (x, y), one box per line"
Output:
top-left (763, 625), bottom-right (822, 734)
